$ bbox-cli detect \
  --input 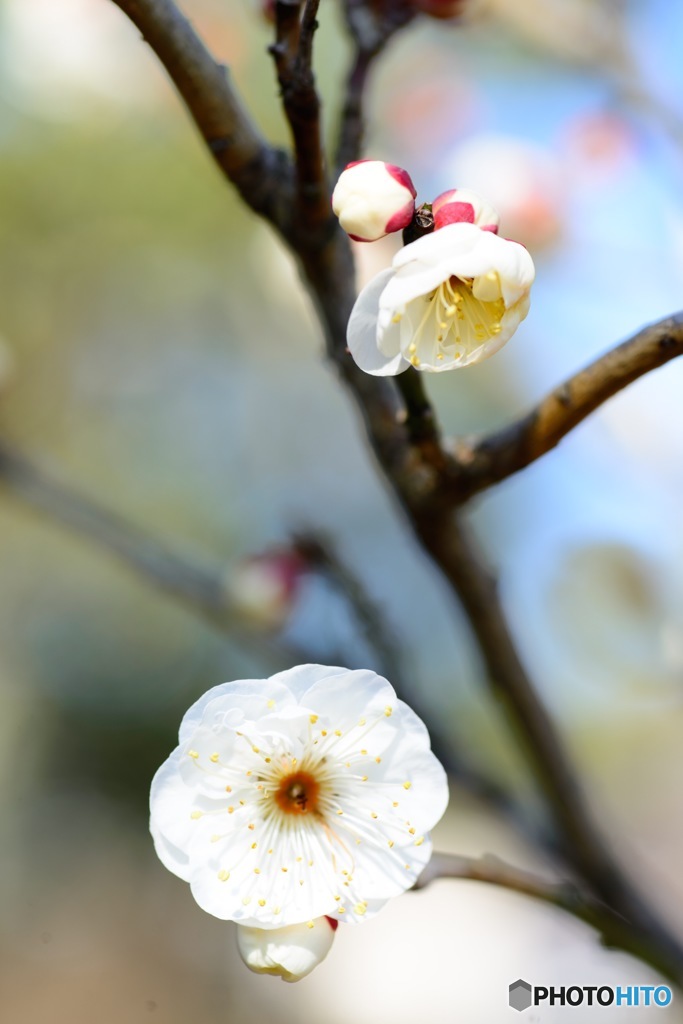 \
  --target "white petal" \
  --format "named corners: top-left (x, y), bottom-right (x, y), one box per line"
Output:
top-left (179, 680), bottom-right (293, 744)
top-left (347, 269), bottom-right (409, 376)
top-left (267, 664), bottom-right (350, 702)
top-left (236, 918), bottom-right (336, 982)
